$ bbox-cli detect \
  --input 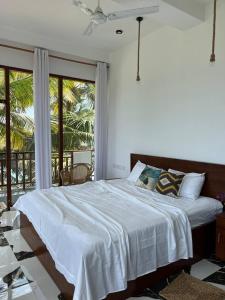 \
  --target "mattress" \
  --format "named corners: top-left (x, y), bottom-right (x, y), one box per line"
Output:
top-left (107, 179), bottom-right (223, 229)
top-left (176, 196), bottom-right (223, 228)
top-left (14, 179), bottom-right (221, 300)
top-left (131, 185), bottom-right (223, 228)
